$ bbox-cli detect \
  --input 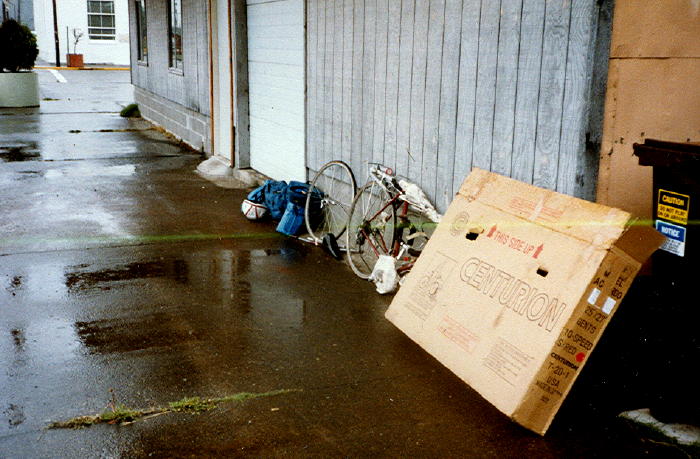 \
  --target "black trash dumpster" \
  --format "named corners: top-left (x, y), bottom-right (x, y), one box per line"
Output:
top-left (632, 138), bottom-right (700, 424)
top-left (634, 138), bottom-right (700, 276)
